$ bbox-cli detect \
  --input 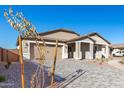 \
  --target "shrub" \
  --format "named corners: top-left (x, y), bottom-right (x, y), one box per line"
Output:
top-left (99, 58), bottom-right (104, 65)
top-left (96, 58), bottom-right (100, 61)
top-left (0, 75), bottom-right (6, 82)
top-left (120, 57), bottom-right (124, 64)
